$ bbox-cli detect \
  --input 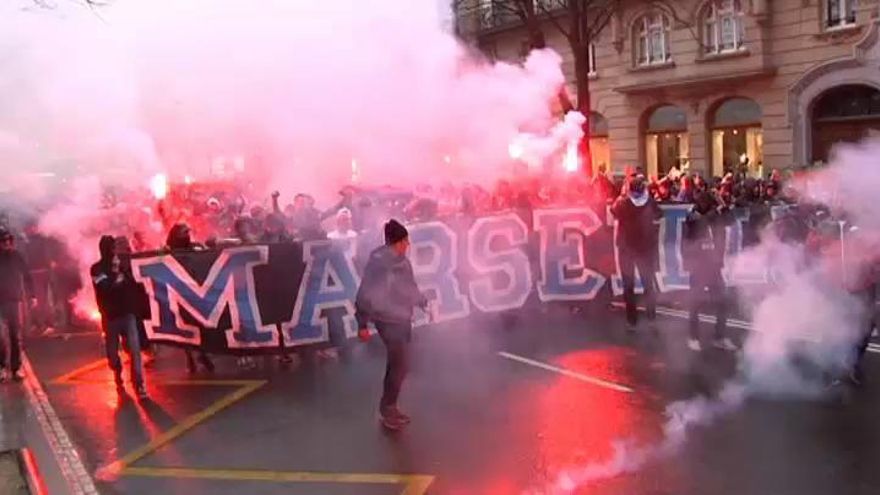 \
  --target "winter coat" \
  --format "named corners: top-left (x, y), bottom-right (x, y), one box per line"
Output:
top-left (355, 245), bottom-right (426, 327)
